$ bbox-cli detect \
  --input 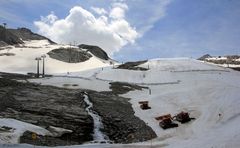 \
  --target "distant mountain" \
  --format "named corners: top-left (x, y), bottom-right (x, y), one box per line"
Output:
top-left (198, 54), bottom-right (240, 71)
top-left (198, 54), bottom-right (212, 61)
top-left (0, 25), bottom-right (113, 72)
top-left (0, 26), bottom-right (23, 46)
top-left (78, 44), bottom-right (109, 60)
top-left (8, 28), bottom-right (55, 44)
top-left (0, 26), bottom-right (55, 46)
